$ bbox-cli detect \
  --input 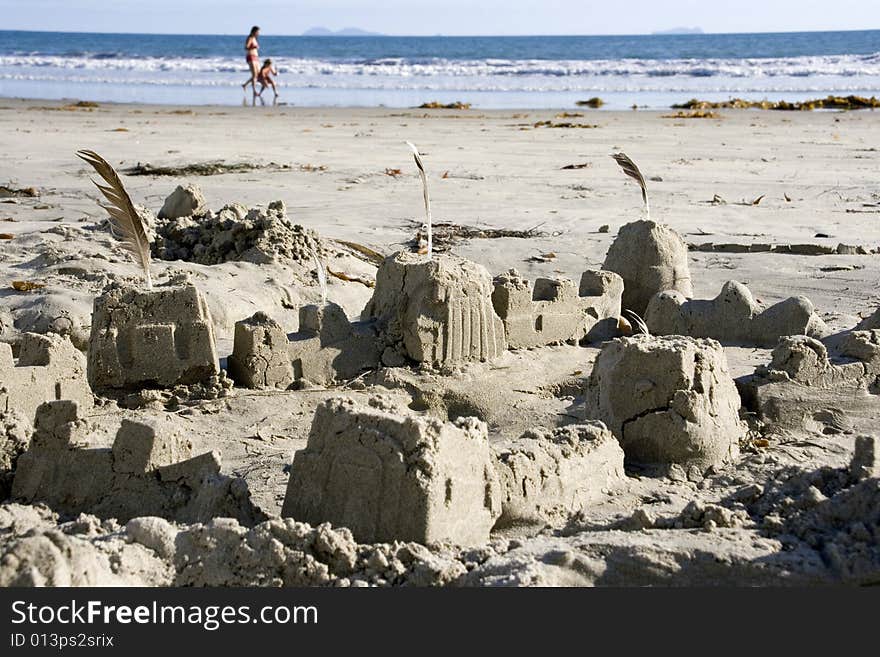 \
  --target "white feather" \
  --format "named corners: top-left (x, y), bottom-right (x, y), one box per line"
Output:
top-left (311, 248), bottom-right (328, 305)
top-left (406, 141), bottom-right (432, 258)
